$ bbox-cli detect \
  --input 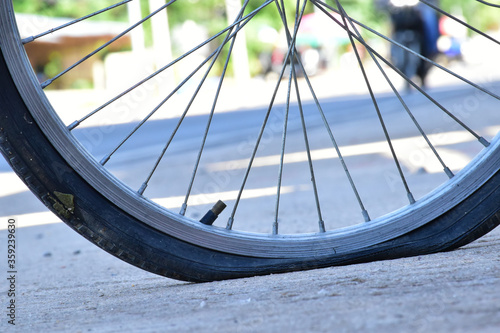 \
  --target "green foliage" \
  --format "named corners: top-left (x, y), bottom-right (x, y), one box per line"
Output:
top-left (341, 0), bottom-right (387, 31)
top-left (13, 0), bottom-right (499, 79)
top-left (43, 51), bottom-right (63, 78)
top-left (12, 0), bottom-right (499, 32)
top-left (13, 0), bottom-right (128, 21)
top-left (440, 0), bottom-right (500, 31)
